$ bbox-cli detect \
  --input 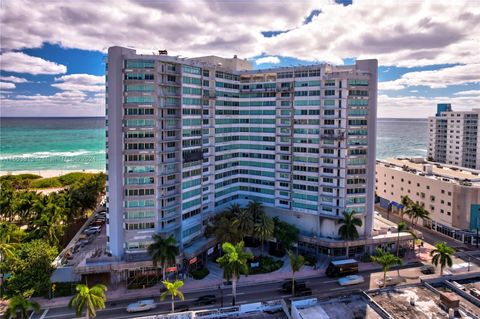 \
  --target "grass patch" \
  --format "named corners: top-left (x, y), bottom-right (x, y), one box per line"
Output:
top-left (30, 177), bottom-right (63, 188)
top-left (1, 172), bottom-right (104, 189)
top-left (190, 268), bottom-right (210, 280)
top-left (58, 172), bottom-right (96, 186)
top-left (0, 174), bottom-right (42, 181)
